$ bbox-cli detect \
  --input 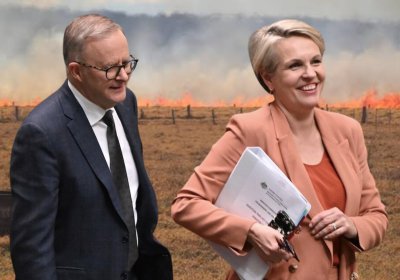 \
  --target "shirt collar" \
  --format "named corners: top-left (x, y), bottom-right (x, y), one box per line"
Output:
top-left (68, 80), bottom-right (114, 126)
